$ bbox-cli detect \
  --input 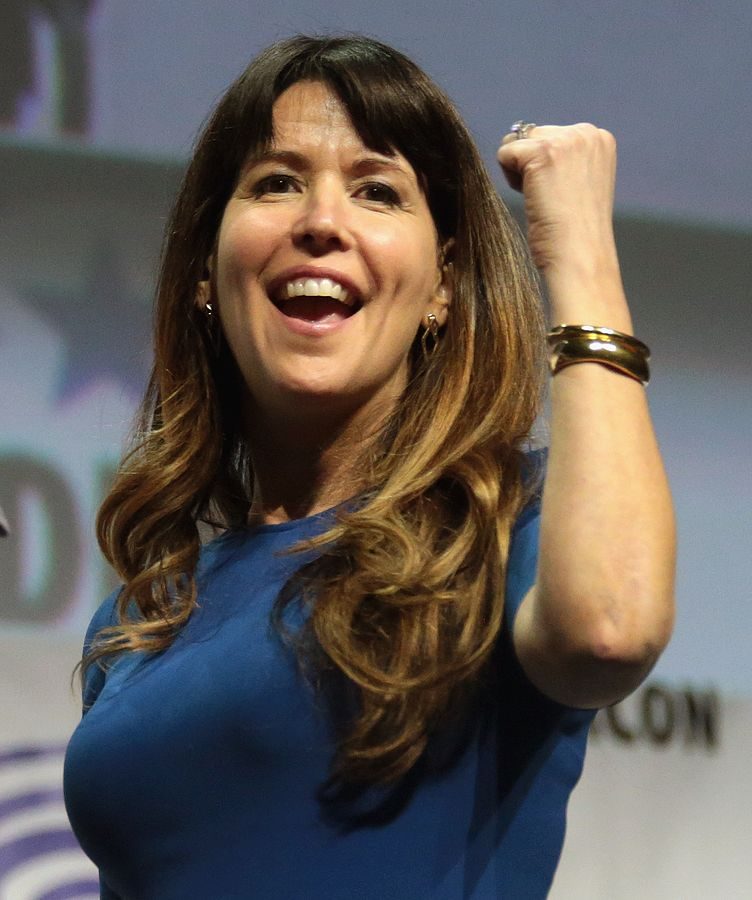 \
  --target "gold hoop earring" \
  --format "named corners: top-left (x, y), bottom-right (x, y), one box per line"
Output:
top-left (421, 313), bottom-right (440, 359)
